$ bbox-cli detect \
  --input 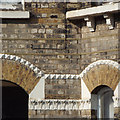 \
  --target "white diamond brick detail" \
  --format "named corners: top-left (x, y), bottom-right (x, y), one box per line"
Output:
top-left (0, 54), bottom-right (43, 78)
top-left (29, 97), bottom-right (120, 110)
top-left (43, 60), bottom-right (120, 80)
top-left (1, 54), bottom-right (119, 80)
top-left (80, 60), bottom-right (120, 79)
top-left (29, 99), bottom-right (91, 110)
